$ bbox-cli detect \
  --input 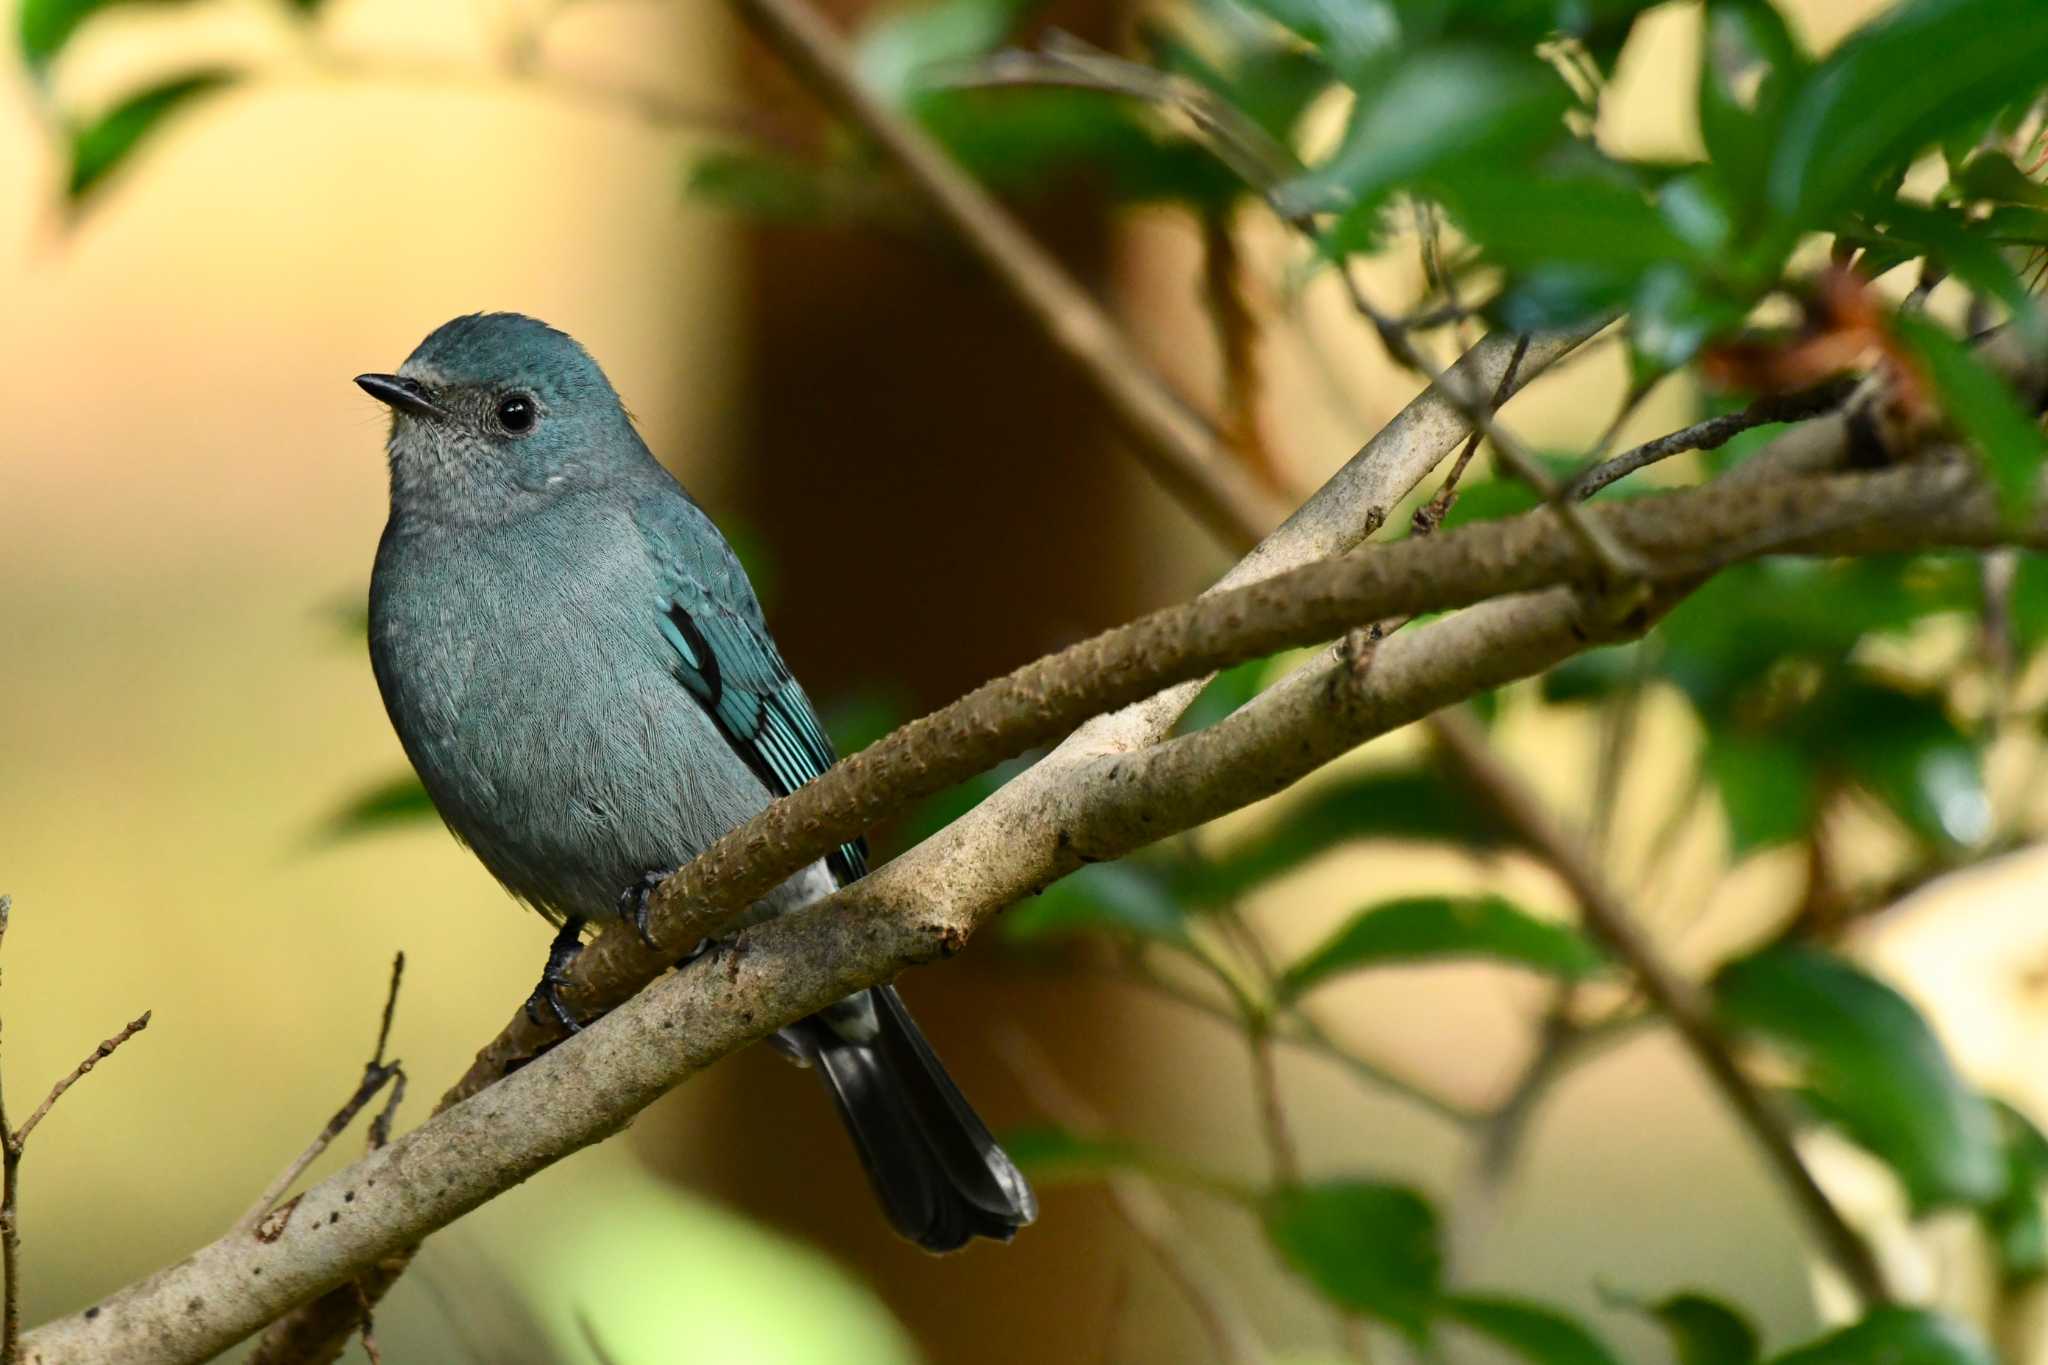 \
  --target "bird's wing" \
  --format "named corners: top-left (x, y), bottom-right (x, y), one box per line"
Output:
top-left (644, 516), bottom-right (869, 885)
